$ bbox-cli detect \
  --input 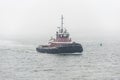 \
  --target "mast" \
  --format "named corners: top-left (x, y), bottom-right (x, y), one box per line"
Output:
top-left (61, 15), bottom-right (63, 32)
